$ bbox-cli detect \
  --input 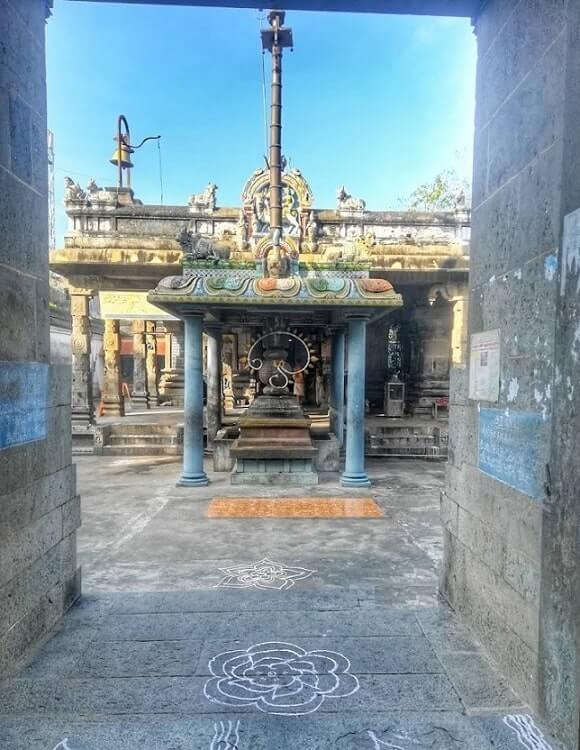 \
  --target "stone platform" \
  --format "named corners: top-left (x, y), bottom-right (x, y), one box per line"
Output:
top-left (0, 456), bottom-right (563, 750)
top-left (231, 394), bottom-right (318, 485)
